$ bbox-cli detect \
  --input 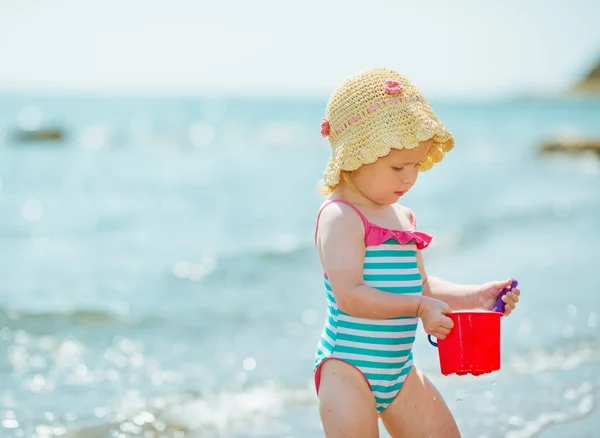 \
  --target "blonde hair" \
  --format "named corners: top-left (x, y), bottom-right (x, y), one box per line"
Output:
top-left (317, 136), bottom-right (435, 197)
top-left (317, 170), bottom-right (363, 197)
